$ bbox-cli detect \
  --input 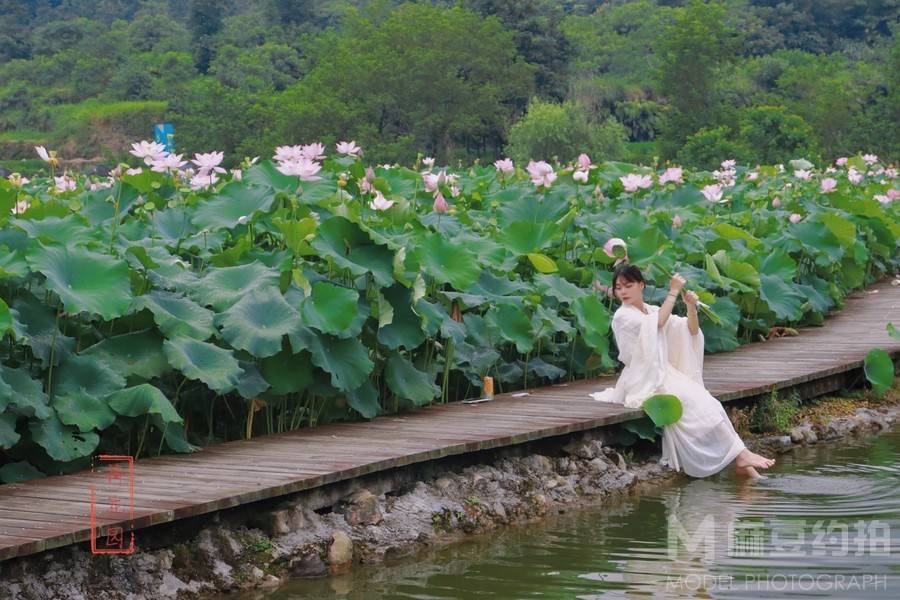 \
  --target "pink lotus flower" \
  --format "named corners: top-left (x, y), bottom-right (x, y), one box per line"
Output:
top-left (793, 169), bottom-right (811, 180)
top-left (336, 141), bottom-right (361, 156)
top-left (276, 157), bottom-right (322, 181)
top-left (422, 171), bottom-right (443, 193)
top-left (672, 214), bottom-right (682, 228)
top-left (885, 168), bottom-right (898, 179)
top-left (573, 169), bottom-right (589, 183)
top-left (820, 178), bottom-right (837, 193)
top-left (659, 167), bottom-right (683, 185)
top-left (527, 160), bottom-right (557, 188)
top-left (190, 172), bottom-right (219, 190)
top-left (576, 153), bottom-right (593, 171)
top-left (35, 145), bottom-right (60, 166)
top-left (359, 177), bottom-right (372, 194)
top-left (301, 142), bottom-right (326, 161)
top-left (720, 159), bottom-right (736, 169)
top-left (619, 173), bottom-right (652, 192)
top-left (274, 145), bottom-right (303, 163)
top-left (53, 174), bottom-right (76, 193)
top-left (747, 171), bottom-right (759, 181)
top-left (874, 194), bottom-right (890, 204)
top-left (848, 168), bottom-right (863, 184)
top-left (888, 188), bottom-right (900, 200)
top-left (789, 213), bottom-right (802, 224)
top-left (7, 173), bottom-right (29, 187)
top-left (450, 185), bottom-right (461, 198)
top-left (231, 169), bottom-right (242, 181)
top-left (493, 158), bottom-right (514, 173)
top-left (125, 167), bottom-right (143, 176)
top-left (835, 157), bottom-right (848, 166)
top-left (862, 154), bottom-right (878, 165)
top-left (701, 184), bottom-right (724, 203)
top-left (11, 199), bottom-right (29, 214)
top-left (422, 157), bottom-right (435, 169)
top-left (129, 140), bottom-right (167, 165)
top-left (192, 151), bottom-right (225, 175)
top-left (772, 197), bottom-right (781, 208)
top-left (432, 192), bottom-right (449, 213)
top-left (150, 153), bottom-right (188, 173)
top-left (369, 190), bottom-right (394, 211)
top-left (603, 237), bottom-right (627, 259)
